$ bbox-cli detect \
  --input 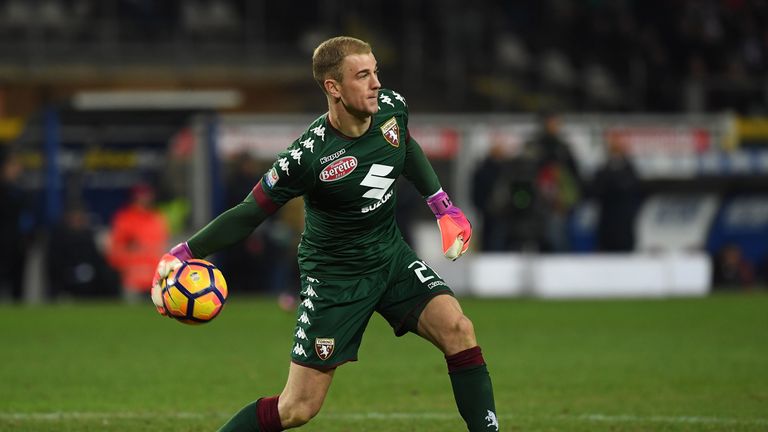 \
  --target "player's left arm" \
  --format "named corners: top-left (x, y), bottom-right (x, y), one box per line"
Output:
top-left (402, 132), bottom-right (472, 260)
